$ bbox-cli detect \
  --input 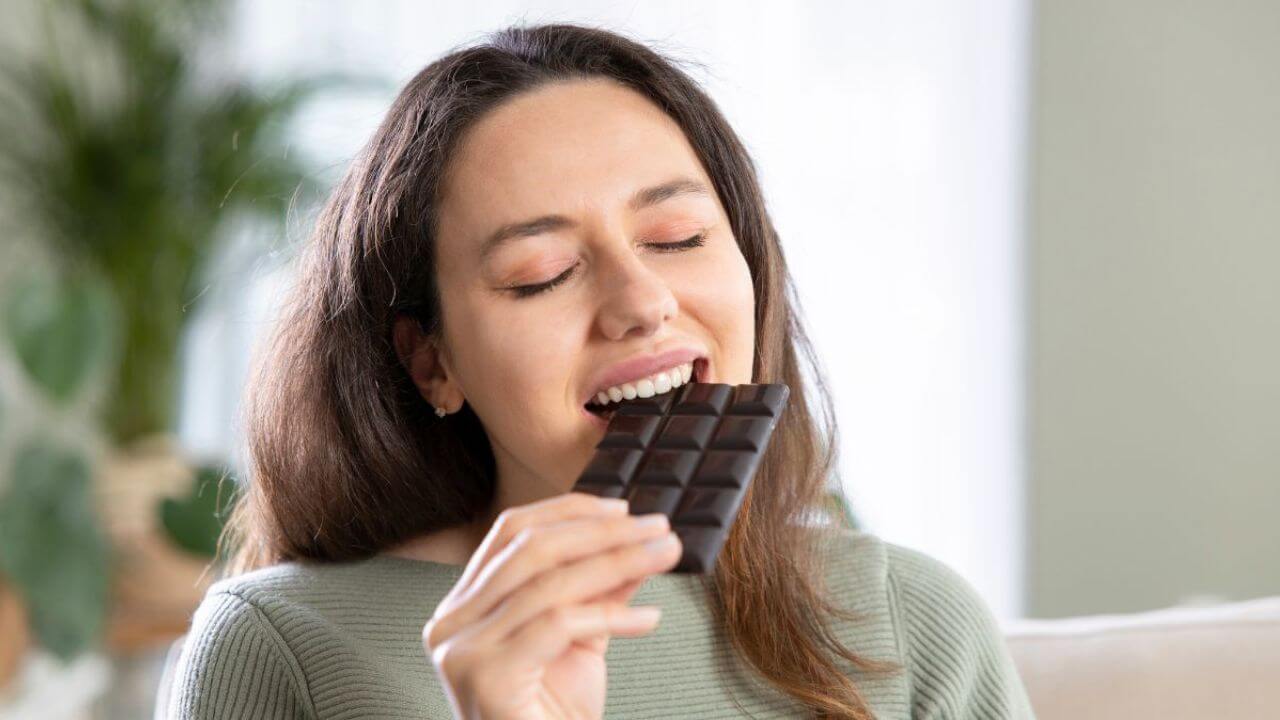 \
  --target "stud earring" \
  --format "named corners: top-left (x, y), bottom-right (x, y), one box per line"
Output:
top-left (434, 405), bottom-right (447, 418)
